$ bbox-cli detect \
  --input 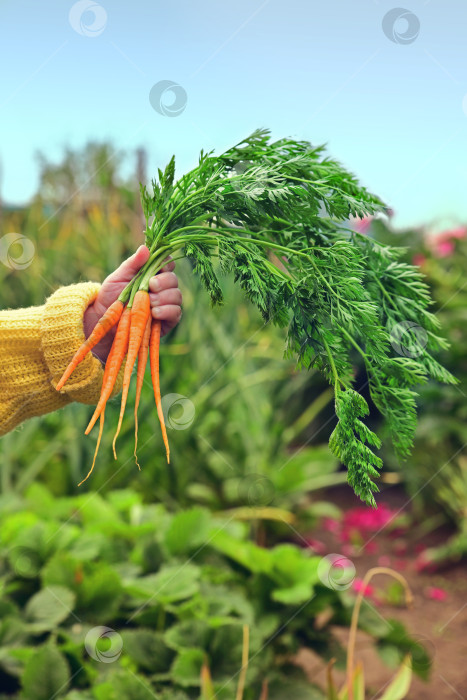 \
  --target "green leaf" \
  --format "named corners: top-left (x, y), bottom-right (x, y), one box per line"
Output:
top-left (170, 648), bottom-right (205, 687)
top-left (165, 620), bottom-right (211, 652)
top-left (0, 615), bottom-right (28, 646)
top-left (0, 645), bottom-right (34, 678)
top-left (379, 656), bottom-right (412, 700)
top-left (78, 565), bottom-right (122, 622)
top-left (120, 629), bottom-right (174, 672)
top-left (42, 552), bottom-right (80, 590)
top-left (338, 663), bottom-right (365, 700)
top-left (268, 677), bottom-right (324, 699)
top-left (21, 642), bottom-right (70, 700)
top-left (209, 530), bottom-right (273, 574)
top-left (92, 670), bottom-right (158, 700)
top-left (25, 585), bottom-right (76, 632)
top-left (164, 508), bottom-right (212, 556)
top-left (124, 563), bottom-right (200, 605)
top-left (272, 582), bottom-right (314, 605)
